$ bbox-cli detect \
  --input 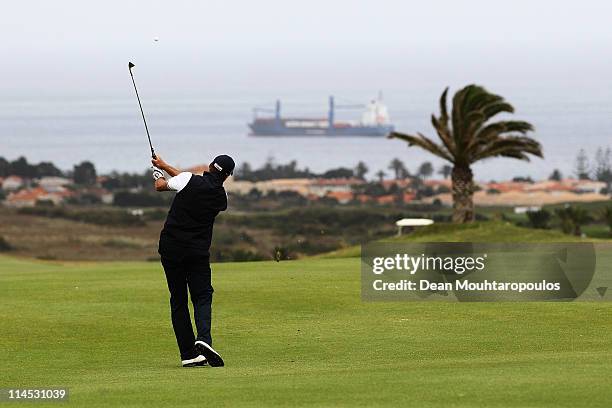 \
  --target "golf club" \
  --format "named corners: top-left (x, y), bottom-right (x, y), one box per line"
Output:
top-left (128, 62), bottom-right (156, 159)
